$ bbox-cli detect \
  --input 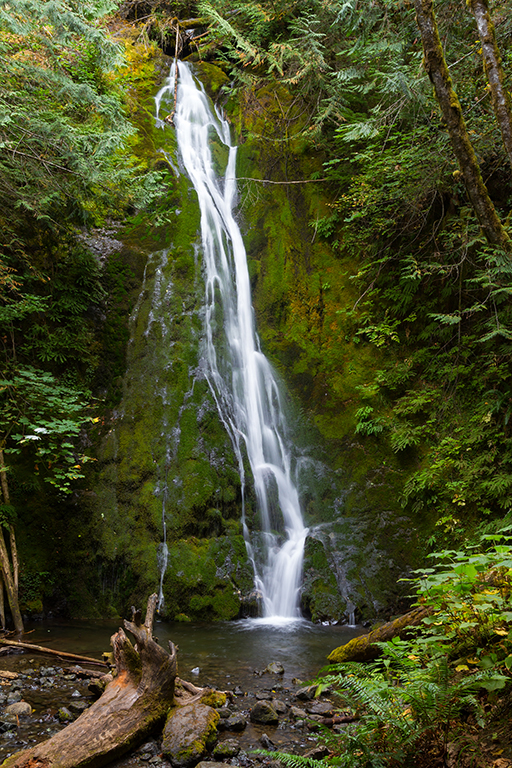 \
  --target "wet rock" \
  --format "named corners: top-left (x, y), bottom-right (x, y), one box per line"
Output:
top-left (259, 733), bottom-right (275, 749)
top-left (217, 713), bottom-right (247, 732)
top-left (295, 685), bottom-right (317, 701)
top-left (233, 686), bottom-right (244, 696)
top-left (58, 706), bottom-right (74, 723)
top-left (196, 763), bottom-right (227, 768)
top-left (265, 662), bottom-right (284, 675)
top-left (162, 702), bottom-right (220, 767)
top-left (0, 715), bottom-right (17, 733)
top-left (216, 707), bottom-right (231, 718)
top-left (69, 701), bottom-right (90, 714)
top-left (289, 706), bottom-right (307, 719)
top-left (6, 701), bottom-right (32, 716)
top-left (70, 689), bottom-right (82, 698)
top-left (306, 701), bottom-right (333, 715)
top-left (7, 691), bottom-right (22, 703)
top-left (250, 701), bottom-right (279, 725)
top-left (270, 698), bottom-right (287, 714)
top-left (255, 692), bottom-right (270, 700)
top-left (303, 745), bottom-right (329, 759)
top-left (200, 689), bottom-right (227, 708)
top-left (213, 738), bottom-right (240, 759)
top-left (40, 667), bottom-right (57, 677)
